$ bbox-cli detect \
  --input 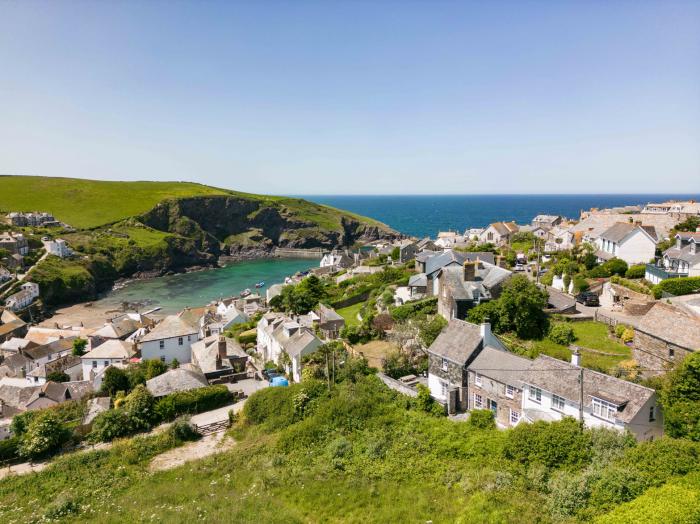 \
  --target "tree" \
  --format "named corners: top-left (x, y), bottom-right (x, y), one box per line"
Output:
top-left (659, 353), bottom-right (700, 440)
top-left (46, 371), bottom-right (70, 383)
top-left (18, 411), bottom-right (67, 460)
top-left (122, 384), bottom-right (157, 430)
top-left (90, 409), bottom-right (136, 442)
top-left (390, 246), bottom-right (400, 261)
top-left (72, 338), bottom-right (87, 356)
top-left (143, 358), bottom-right (168, 379)
top-left (101, 366), bottom-right (130, 397)
top-left (418, 315), bottom-right (447, 347)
